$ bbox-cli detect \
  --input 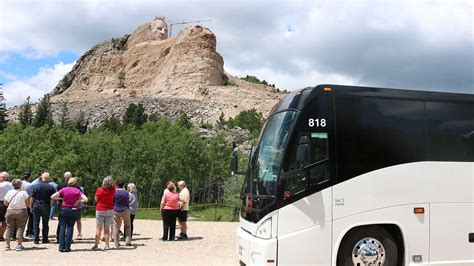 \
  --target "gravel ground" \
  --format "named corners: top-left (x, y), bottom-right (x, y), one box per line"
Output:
top-left (1, 218), bottom-right (239, 265)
